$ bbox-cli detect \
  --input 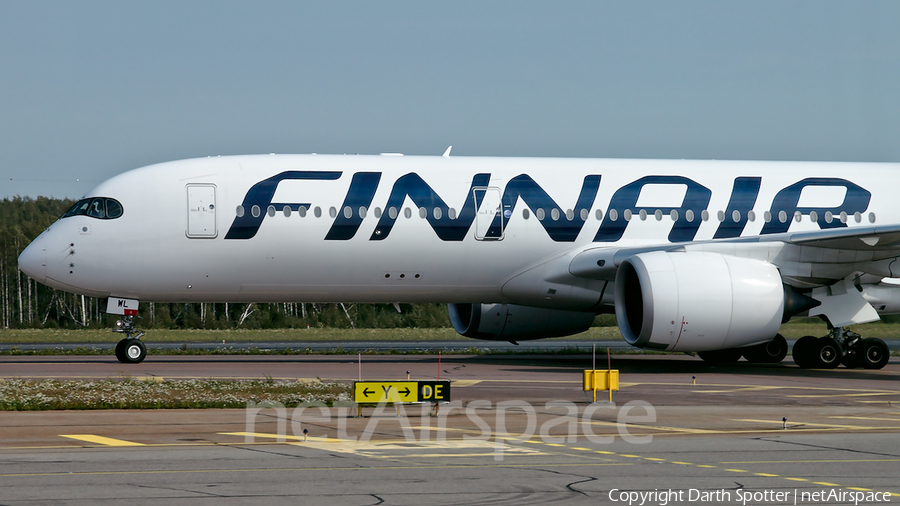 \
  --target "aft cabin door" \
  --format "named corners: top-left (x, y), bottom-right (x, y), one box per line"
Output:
top-left (473, 187), bottom-right (504, 240)
top-left (186, 184), bottom-right (217, 238)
